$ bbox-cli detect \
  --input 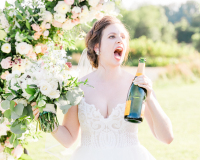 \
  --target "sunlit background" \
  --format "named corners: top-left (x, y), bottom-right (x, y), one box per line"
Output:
top-left (0, 0), bottom-right (200, 160)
